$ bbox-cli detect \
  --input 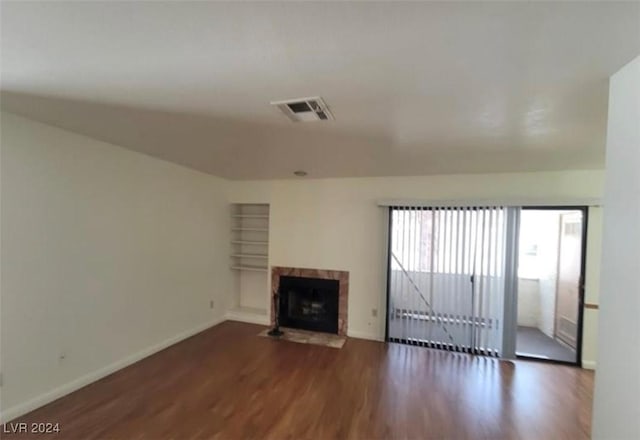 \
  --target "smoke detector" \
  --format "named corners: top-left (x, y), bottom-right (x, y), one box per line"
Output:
top-left (271, 96), bottom-right (334, 122)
